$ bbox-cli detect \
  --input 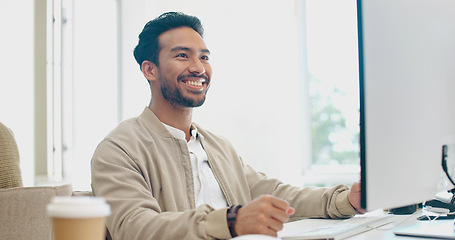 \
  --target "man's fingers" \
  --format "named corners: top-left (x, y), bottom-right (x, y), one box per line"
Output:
top-left (268, 195), bottom-right (291, 212)
top-left (287, 207), bottom-right (295, 215)
top-left (269, 206), bottom-right (291, 223)
top-left (235, 195), bottom-right (295, 236)
top-left (268, 217), bottom-right (286, 232)
top-left (262, 195), bottom-right (294, 222)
